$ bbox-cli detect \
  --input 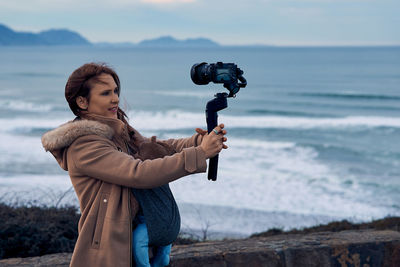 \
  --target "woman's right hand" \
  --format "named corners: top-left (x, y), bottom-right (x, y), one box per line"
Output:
top-left (198, 124), bottom-right (228, 159)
